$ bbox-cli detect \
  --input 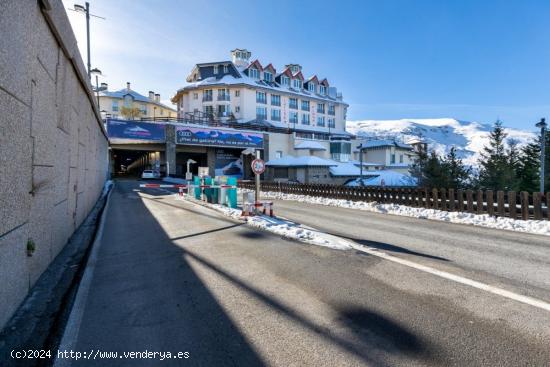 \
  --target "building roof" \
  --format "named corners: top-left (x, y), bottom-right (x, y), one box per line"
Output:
top-left (100, 88), bottom-right (175, 111)
top-left (359, 170), bottom-right (418, 187)
top-left (266, 155), bottom-right (337, 167)
top-left (329, 162), bottom-right (382, 176)
top-left (360, 139), bottom-right (412, 150)
top-left (294, 140), bottom-right (327, 150)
